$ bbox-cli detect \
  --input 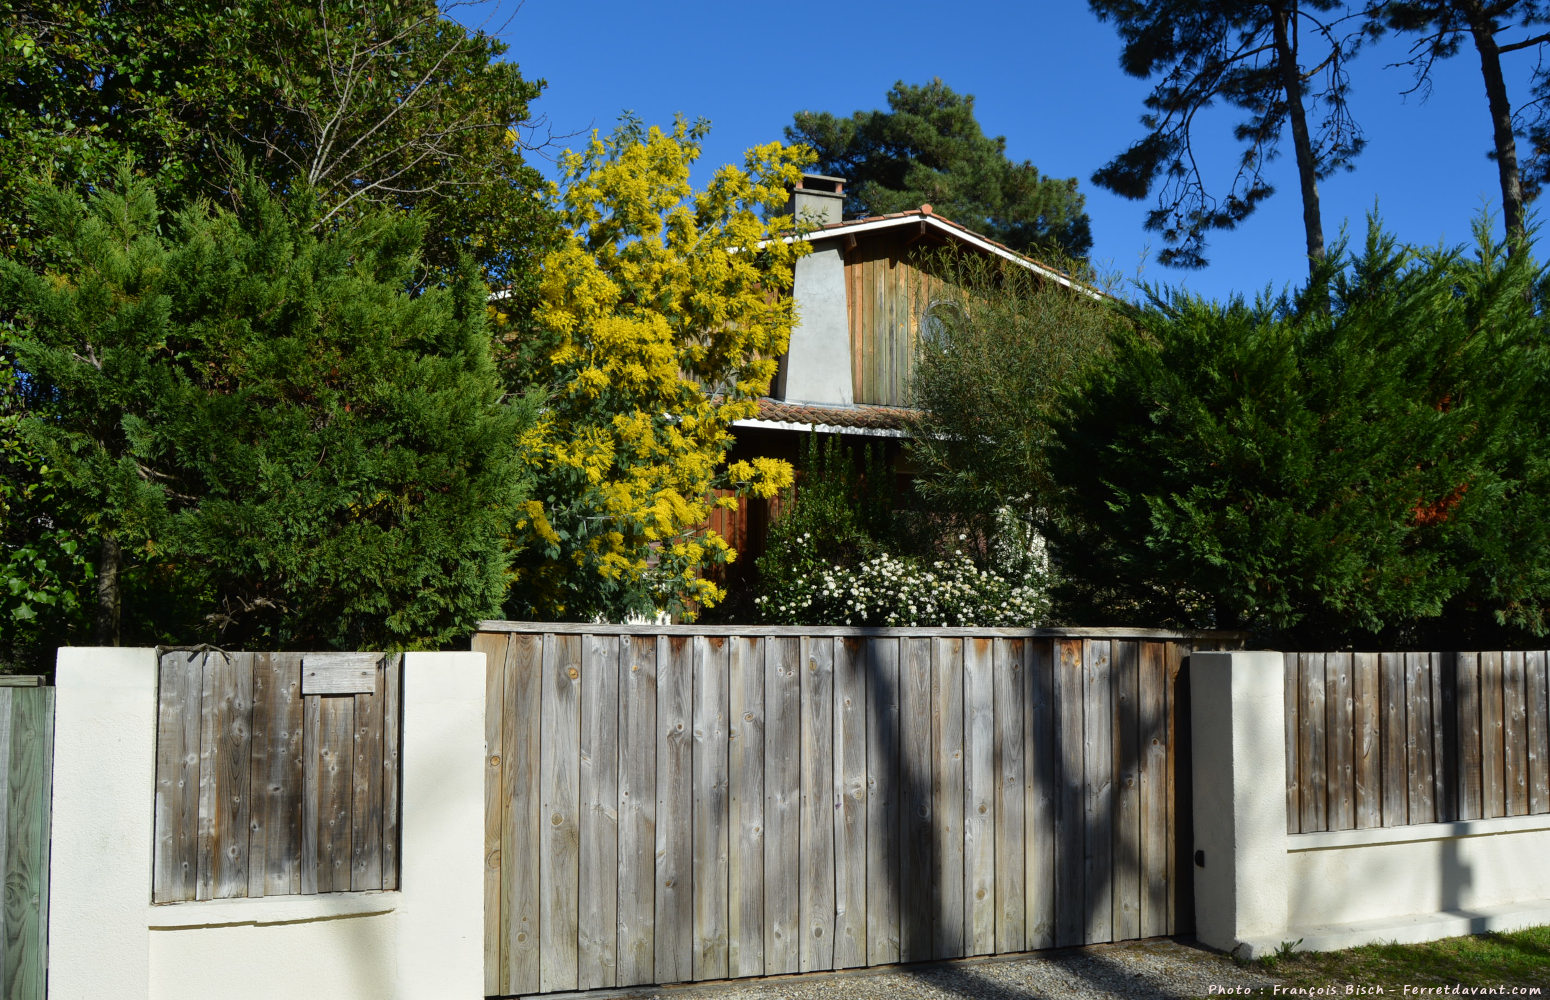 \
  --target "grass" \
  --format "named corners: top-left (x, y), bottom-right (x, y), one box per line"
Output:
top-left (1236, 925), bottom-right (1550, 995)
